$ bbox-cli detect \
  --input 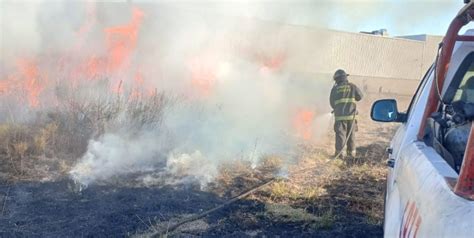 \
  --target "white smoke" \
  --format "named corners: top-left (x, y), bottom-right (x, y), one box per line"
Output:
top-left (69, 131), bottom-right (168, 186)
top-left (166, 151), bottom-right (217, 186)
top-left (2, 1), bottom-right (337, 187)
top-left (70, 71), bottom-right (333, 187)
